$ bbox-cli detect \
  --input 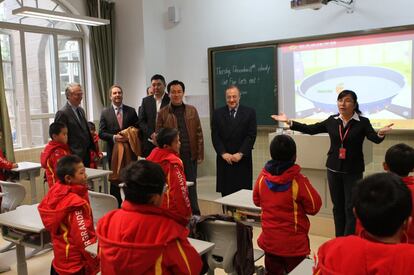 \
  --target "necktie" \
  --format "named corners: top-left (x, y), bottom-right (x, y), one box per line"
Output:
top-left (116, 107), bottom-right (123, 128)
top-left (230, 109), bottom-right (236, 119)
top-left (76, 107), bottom-right (83, 122)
